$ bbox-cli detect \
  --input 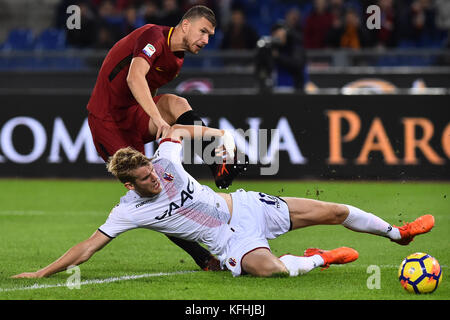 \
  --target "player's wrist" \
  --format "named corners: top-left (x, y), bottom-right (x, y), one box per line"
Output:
top-left (35, 269), bottom-right (46, 278)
